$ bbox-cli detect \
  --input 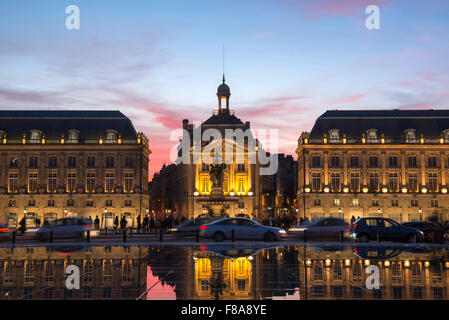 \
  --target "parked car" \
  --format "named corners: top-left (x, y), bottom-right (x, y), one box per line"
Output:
top-left (401, 222), bottom-right (446, 243)
top-left (288, 218), bottom-right (350, 240)
top-left (350, 218), bottom-right (424, 243)
top-left (170, 217), bottom-right (220, 237)
top-left (37, 217), bottom-right (99, 241)
top-left (199, 217), bottom-right (287, 241)
top-left (0, 223), bottom-right (13, 241)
